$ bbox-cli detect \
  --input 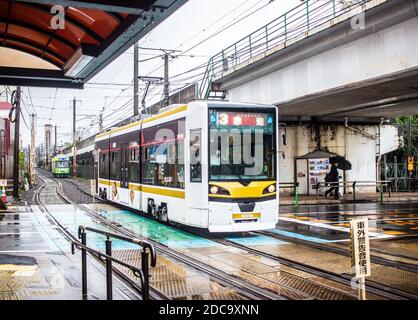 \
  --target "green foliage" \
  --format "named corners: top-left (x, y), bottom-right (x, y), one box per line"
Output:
top-left (394, 116), bottom-right (418, 161)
